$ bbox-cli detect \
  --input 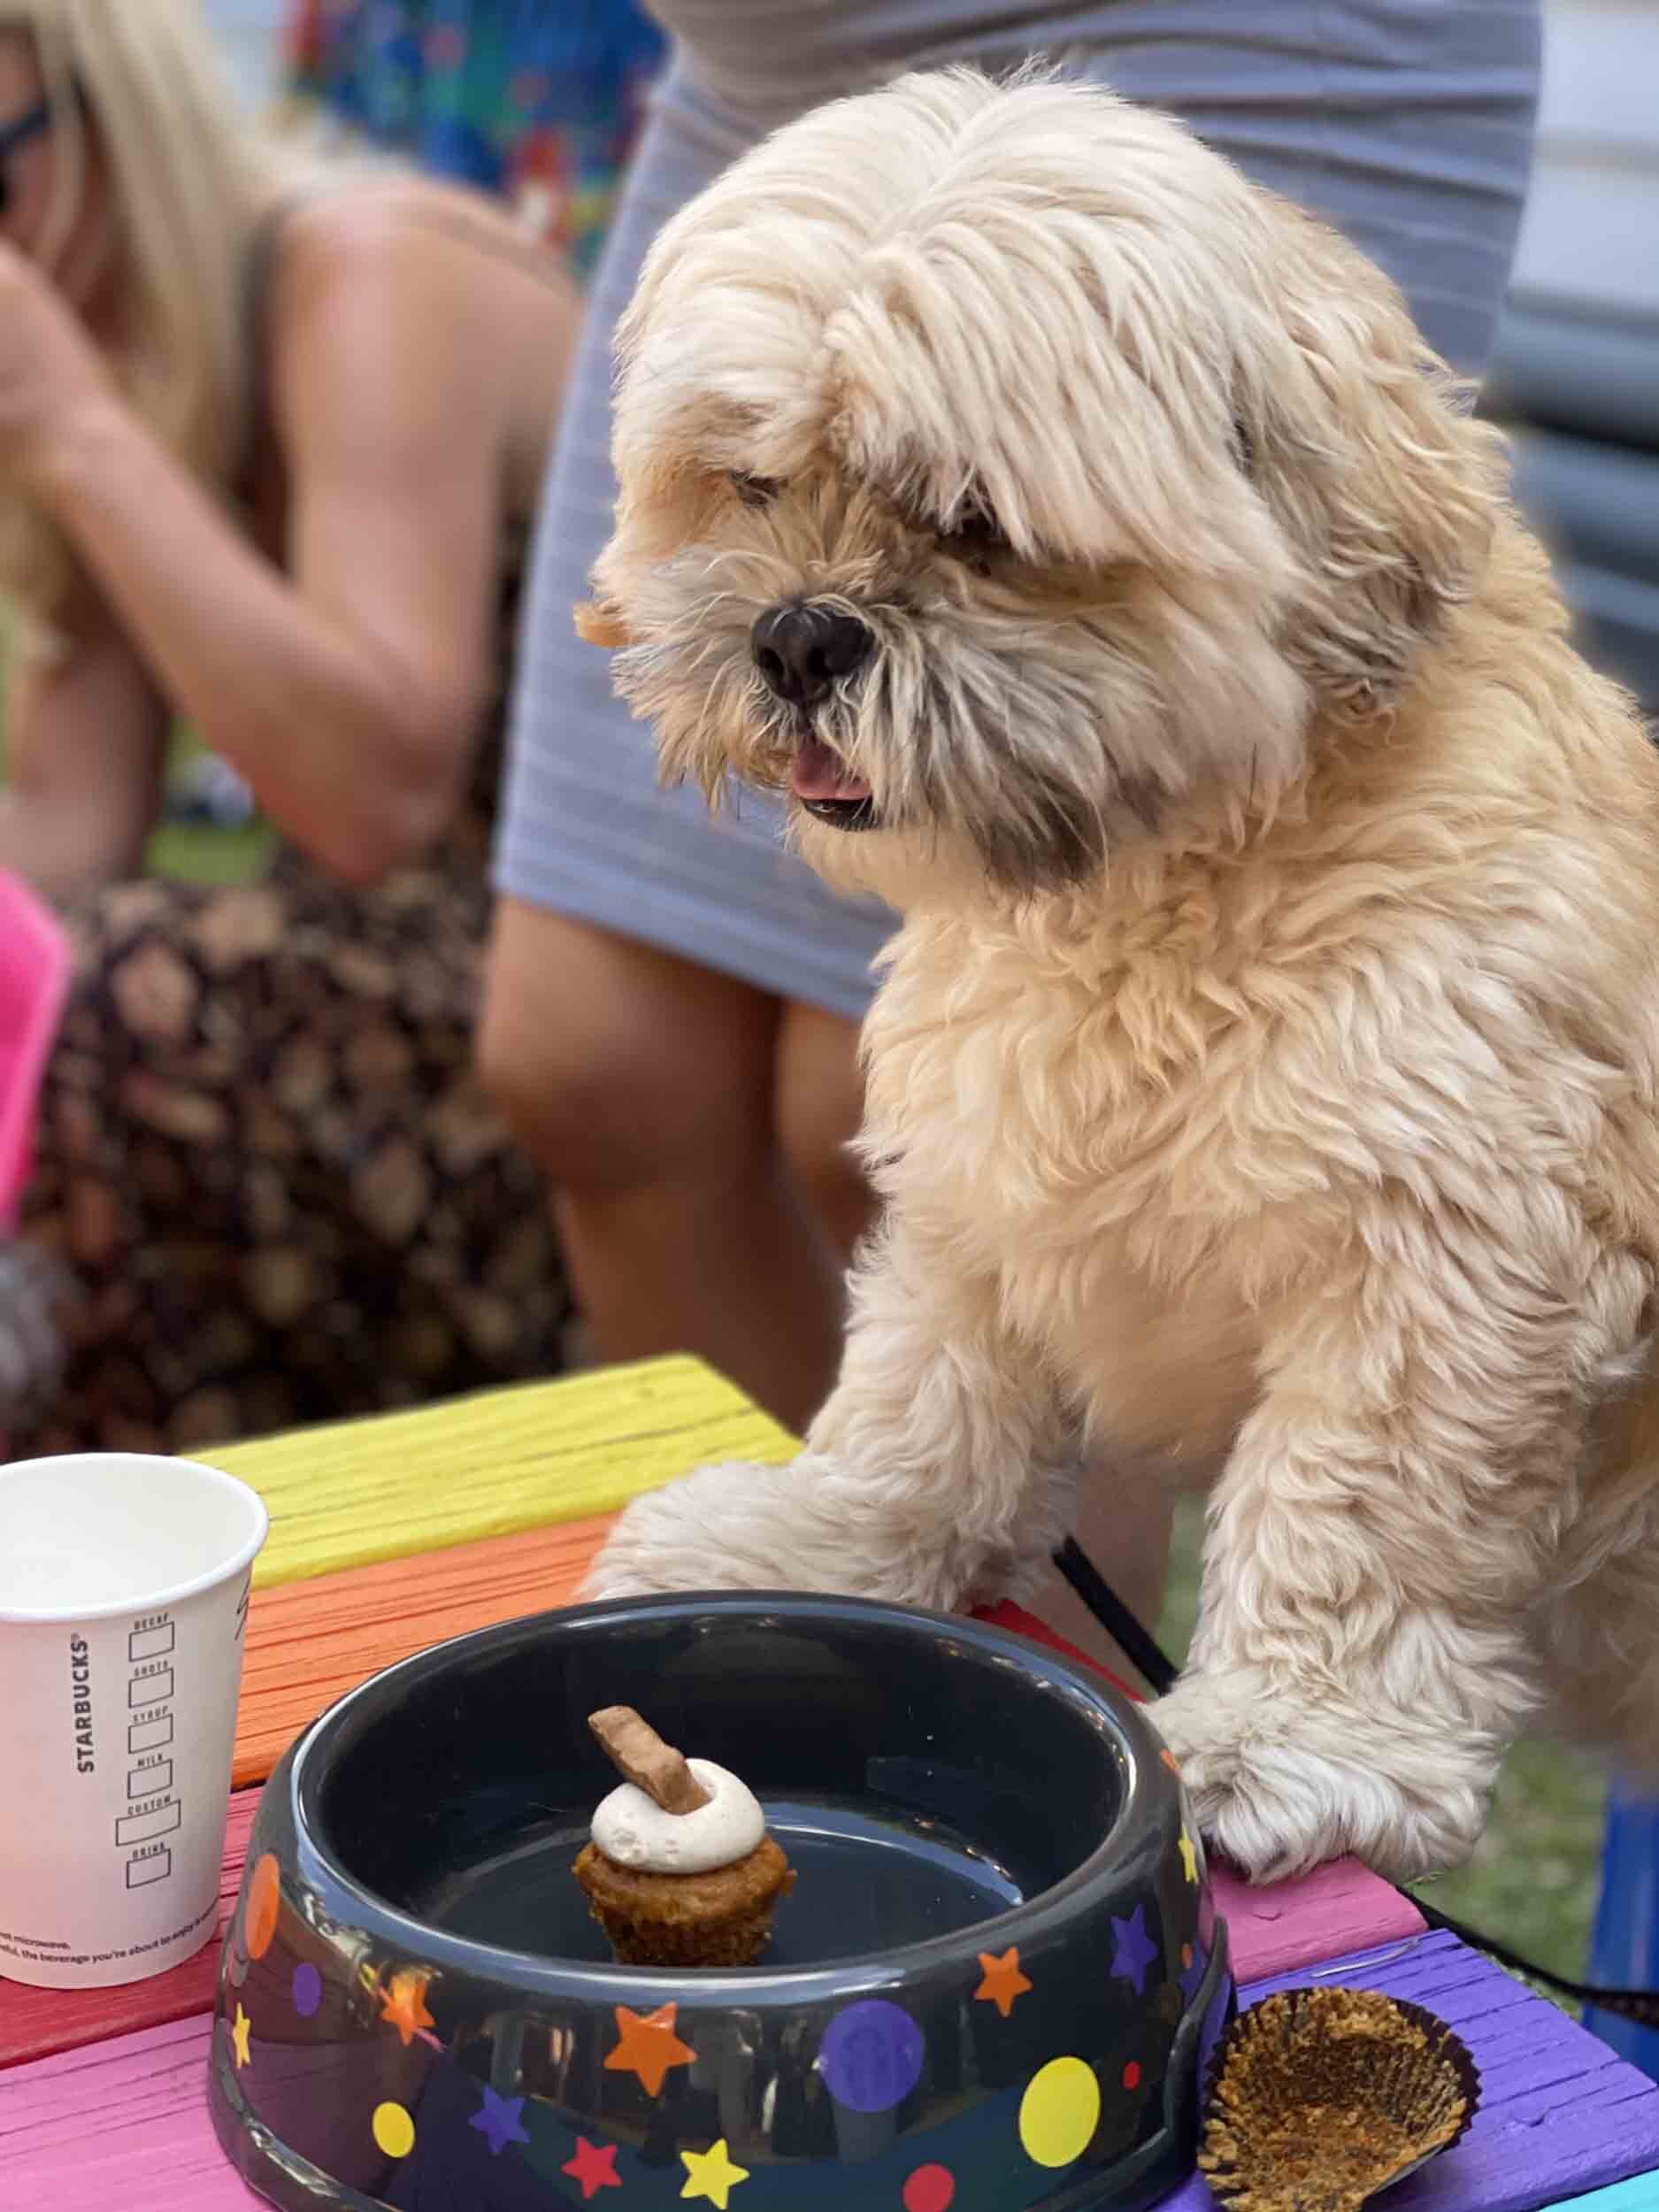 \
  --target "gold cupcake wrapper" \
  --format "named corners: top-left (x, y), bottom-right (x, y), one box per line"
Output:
top-left (1200, 1985), bottom-right (1481, 2212)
